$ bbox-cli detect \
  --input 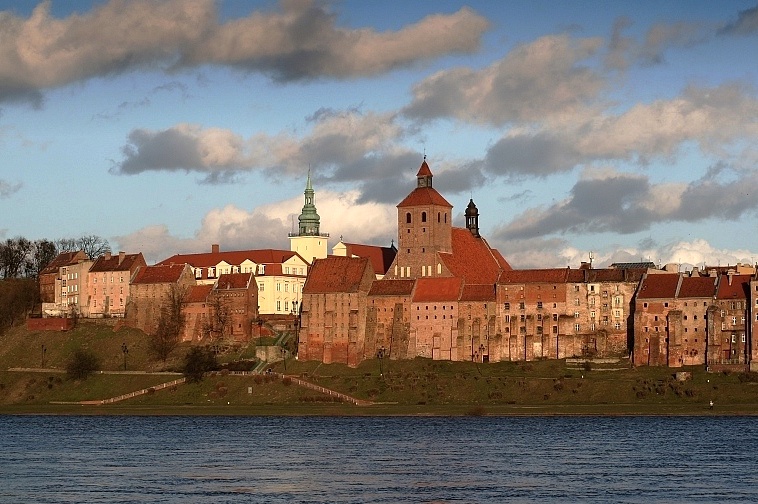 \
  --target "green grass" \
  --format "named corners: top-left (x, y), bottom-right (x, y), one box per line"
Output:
top-left (2, 321), bottom-right (758, 415)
